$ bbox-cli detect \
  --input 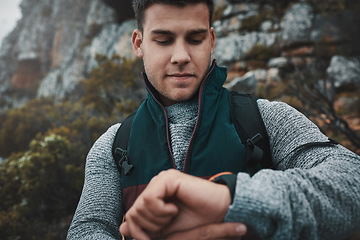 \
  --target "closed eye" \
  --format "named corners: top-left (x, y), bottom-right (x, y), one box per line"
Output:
top-left (187, 38), bottom-right (204, 45)
top-left (155, 39), bottom-right (173, 45)
top-left (186, 30), bottom-right (207, 45)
